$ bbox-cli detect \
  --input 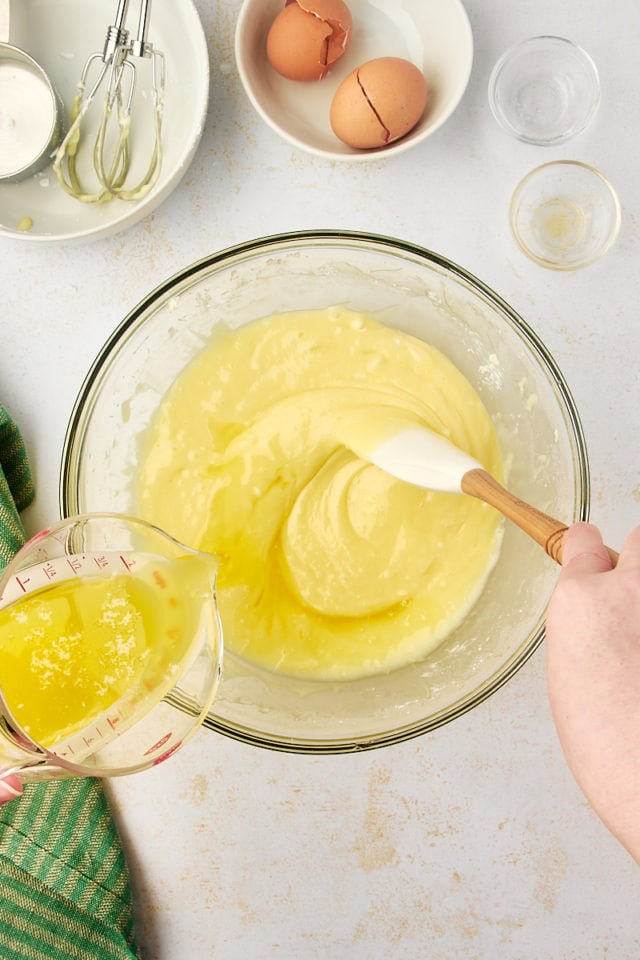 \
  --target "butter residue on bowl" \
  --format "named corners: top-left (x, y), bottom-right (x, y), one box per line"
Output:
top-left (136, 306), bottom-right (503, 681)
